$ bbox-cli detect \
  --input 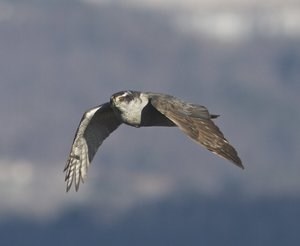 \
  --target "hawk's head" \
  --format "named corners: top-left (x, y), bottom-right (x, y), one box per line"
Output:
top-left (110, 90), bottom-right (148, 126)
